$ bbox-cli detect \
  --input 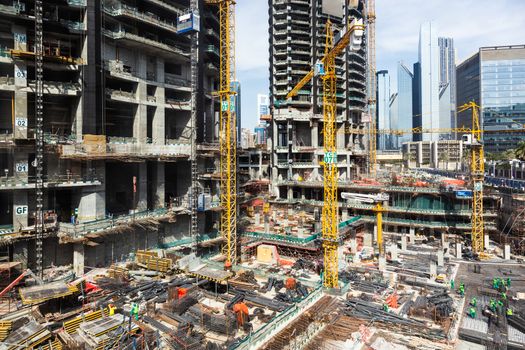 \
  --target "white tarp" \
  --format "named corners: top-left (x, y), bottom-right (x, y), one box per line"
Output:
top-left (322, 0), bottom-right (344, 17)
